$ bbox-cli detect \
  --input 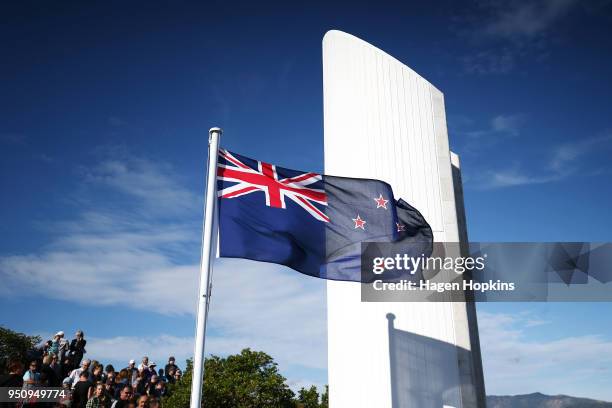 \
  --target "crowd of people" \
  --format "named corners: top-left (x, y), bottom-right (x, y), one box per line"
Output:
top-left (0, 330), bottom-right (183, 408)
